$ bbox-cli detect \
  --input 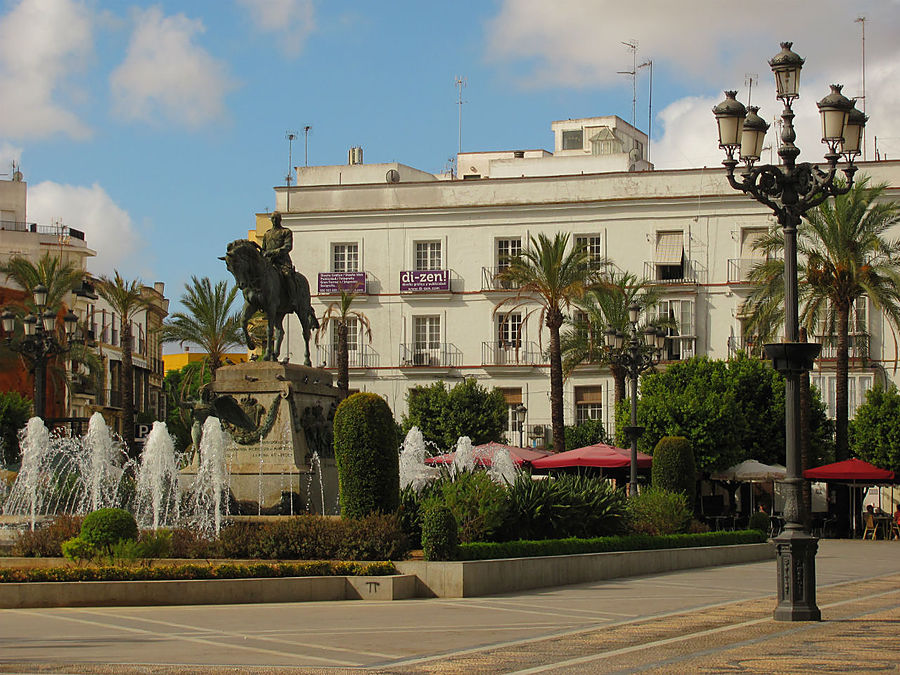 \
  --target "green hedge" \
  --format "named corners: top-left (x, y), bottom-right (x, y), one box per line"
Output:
top-left (651, 436), bottom-right (696, 508)
top-left (333, 392), bottom-right (400, 518)
top-left (0, 561), bottom-right (396, 583)
top-left (456, 530), bottom-right (766, 560)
